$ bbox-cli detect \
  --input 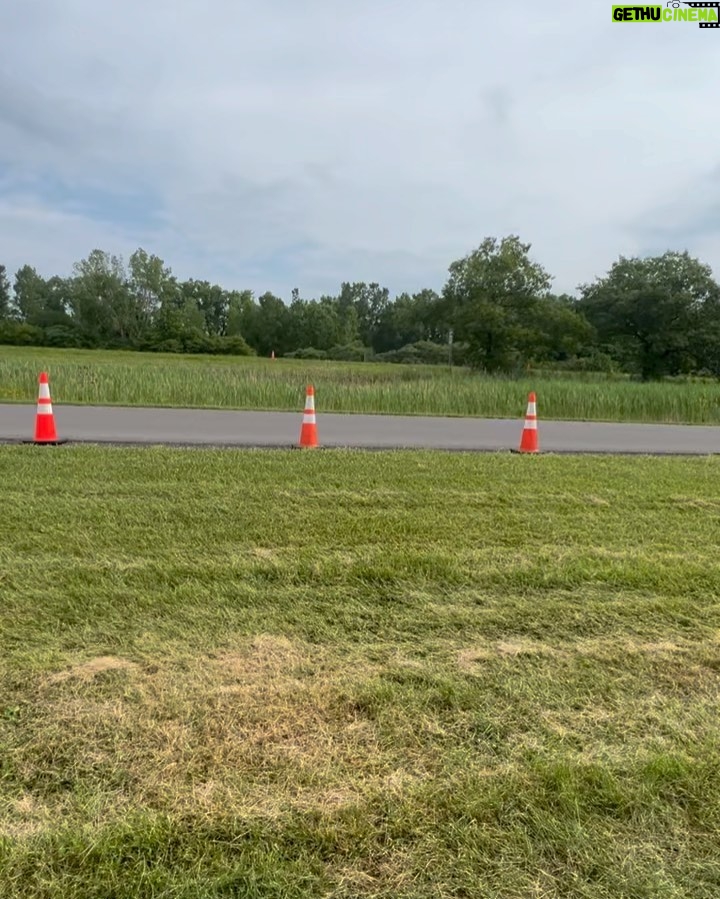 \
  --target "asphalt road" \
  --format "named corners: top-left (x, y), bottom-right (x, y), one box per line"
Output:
top-left (1, 404), bottom-right (720, 454)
